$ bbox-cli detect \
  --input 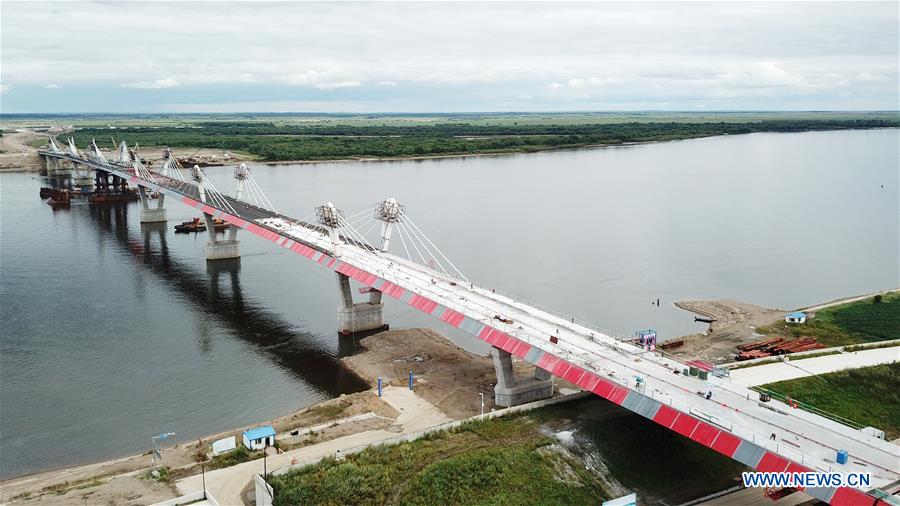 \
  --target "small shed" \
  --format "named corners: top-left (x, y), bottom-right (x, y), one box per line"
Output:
top-left (784, 311), bottom-right (807, 324)
top-left (242, 426), bottom-right (276, 450)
